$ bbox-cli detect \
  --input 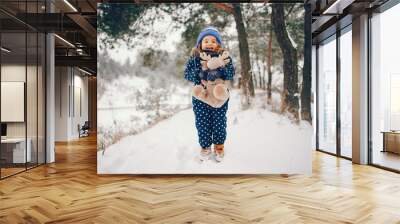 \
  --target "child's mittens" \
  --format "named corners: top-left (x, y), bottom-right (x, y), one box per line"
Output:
top-left (206, 51), bottom-right (231, 70)
top-left (221, 51), bottom-right (231, 65)
top-left (206, 57), bottom-right (225, 70)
